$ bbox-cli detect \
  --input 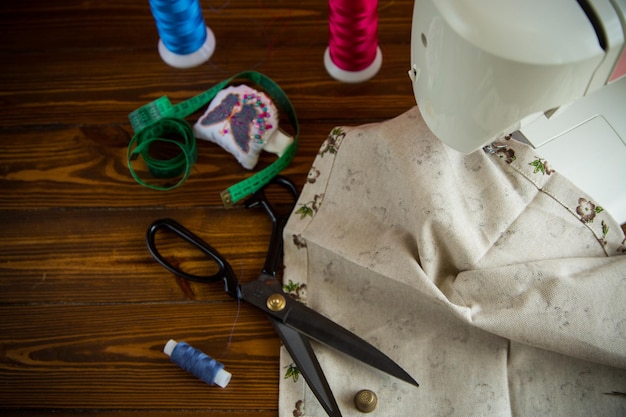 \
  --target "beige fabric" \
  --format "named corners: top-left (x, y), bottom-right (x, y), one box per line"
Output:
top-left (279, 107), bottom-right (626, 417)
